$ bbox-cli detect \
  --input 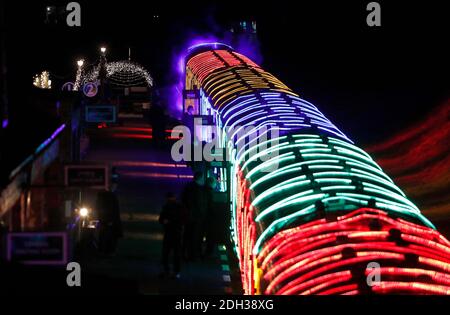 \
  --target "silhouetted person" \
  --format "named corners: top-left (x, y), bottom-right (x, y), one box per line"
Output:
top-left (96, 184), bottom-right (123, 256)
top-left (159, 192), bottom-right (186, 278)
top-left (182, 171), bottom-right (208, 261)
